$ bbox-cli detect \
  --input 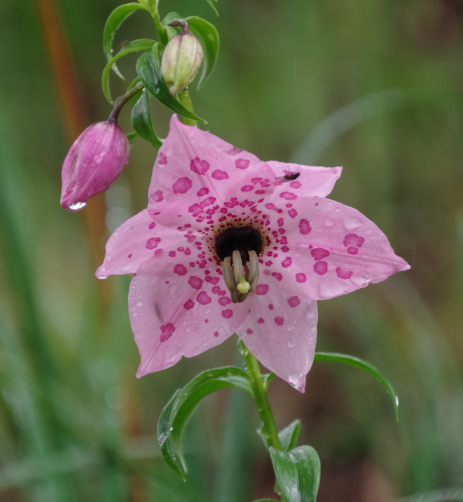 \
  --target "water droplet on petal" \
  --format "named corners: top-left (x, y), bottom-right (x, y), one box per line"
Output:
top-left (343, 216), bottom-right (362, 231)
top-left (288, 339), bottom-right (296, 348)
top-left (98, 275), bottom-right (108, 280)
top-left (135, 300), bottom-right (144, 307)
top-left (289, 372), bottom-right (304, 390)
top-left (324, 217), bottom-right (335, 227)
top-left (68, 201), bottom-right (87, 211)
